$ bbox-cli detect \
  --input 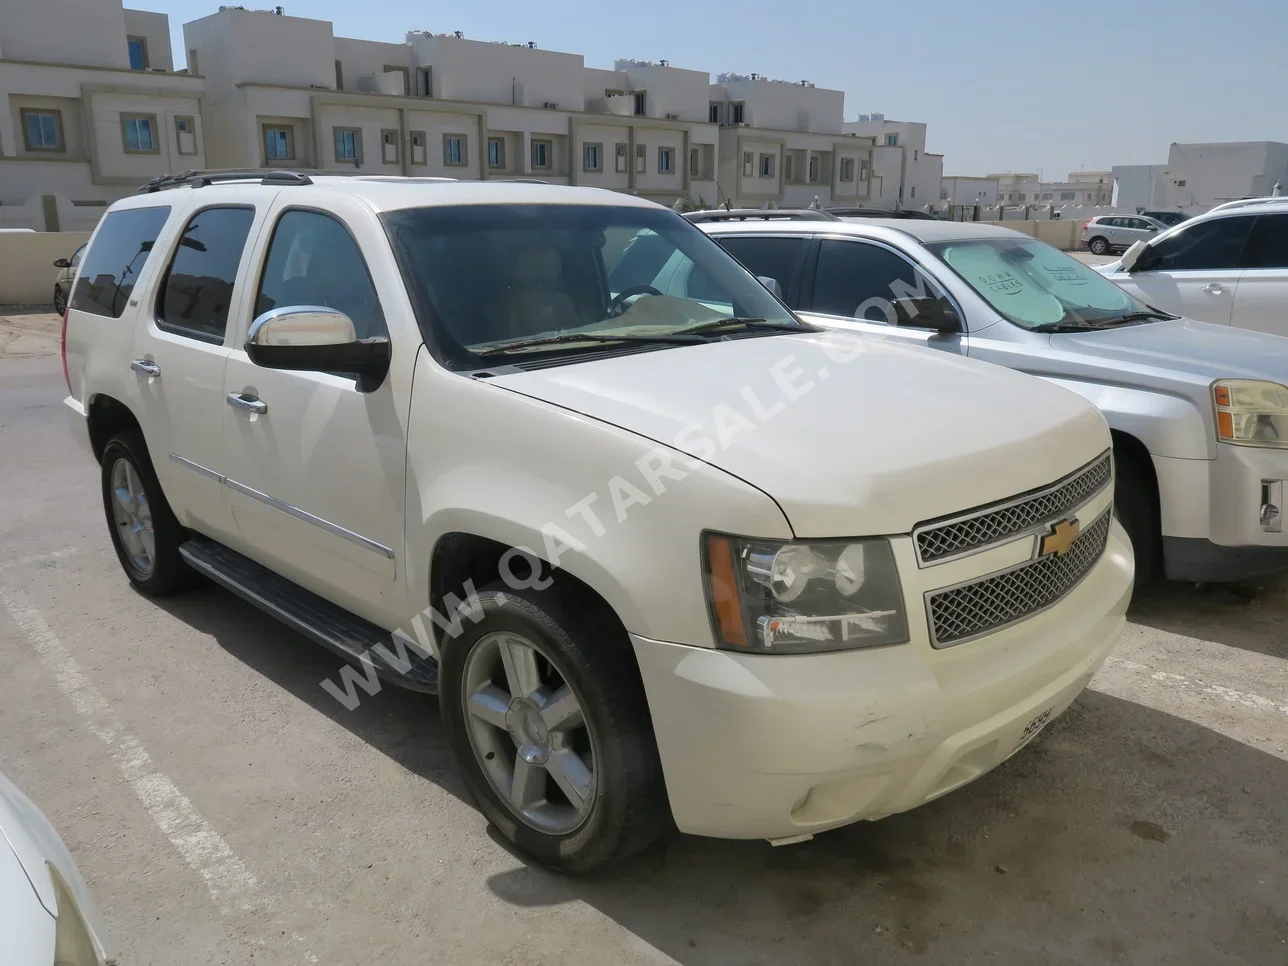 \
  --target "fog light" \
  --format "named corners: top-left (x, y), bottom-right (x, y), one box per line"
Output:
top-left (1261, 480), bottom-right (1282, 532)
